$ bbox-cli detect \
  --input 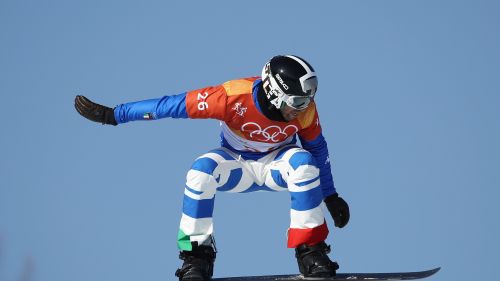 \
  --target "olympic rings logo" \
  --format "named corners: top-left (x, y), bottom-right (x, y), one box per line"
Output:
top-left (241, 122), bottom-right (298, 142)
